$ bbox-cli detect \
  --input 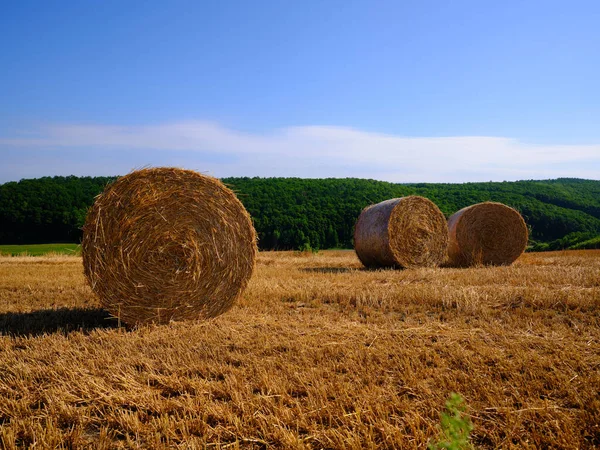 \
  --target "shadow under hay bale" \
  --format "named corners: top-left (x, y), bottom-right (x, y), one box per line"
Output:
top-left (353, 196), bottom-right (448, 269)
top-left (300, 267), bottom-right (354, 274)
top-left (0, 307), bottom-right (117, 337)
top-left (82, 168), bottom-right (257, 326)
top-left (447, 201), bottom-right (528, 267)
